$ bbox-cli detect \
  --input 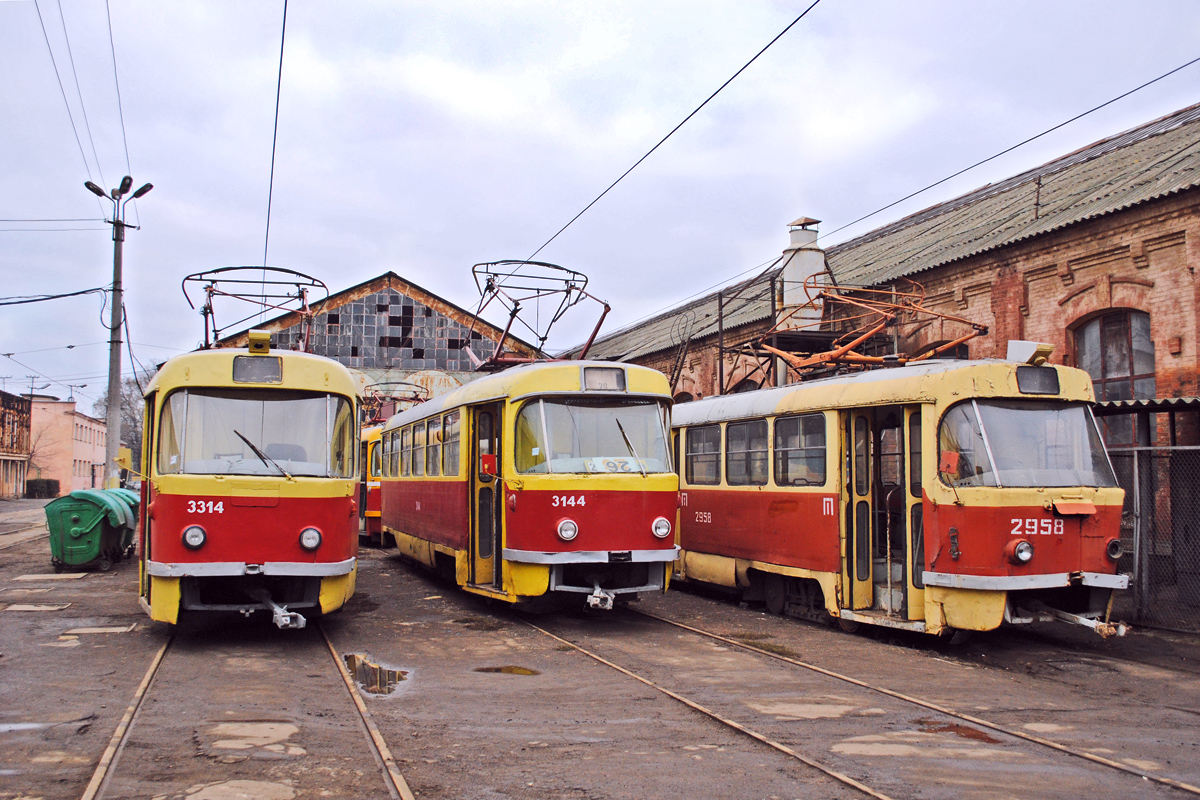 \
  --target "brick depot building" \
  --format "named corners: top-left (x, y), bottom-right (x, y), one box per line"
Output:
top-left (577, 102), bottom-right (1200, 445)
